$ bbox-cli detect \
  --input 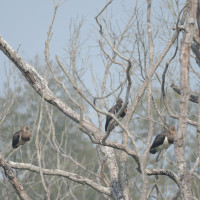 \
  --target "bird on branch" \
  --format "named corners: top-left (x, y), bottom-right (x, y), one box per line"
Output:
top-left (12, 126), bottom-right (32, 148)
top-left (150, 125), bottom-right (175, 167)
top-left (105, 98), bottom-right (127, 132)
